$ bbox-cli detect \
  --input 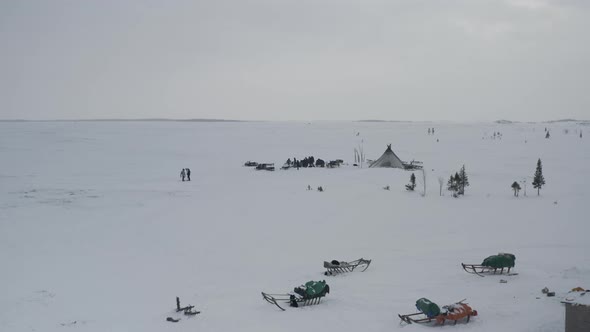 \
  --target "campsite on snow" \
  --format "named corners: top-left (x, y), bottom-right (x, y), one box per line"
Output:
top-left (0, 120), bottom-right (589, 332)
